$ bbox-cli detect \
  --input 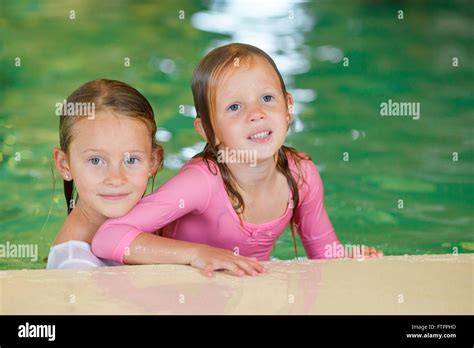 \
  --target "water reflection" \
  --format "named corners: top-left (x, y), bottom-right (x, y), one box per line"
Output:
top-left (164, 0), bottom-right (323, 170)
top-left (1, 0), bottom-right (472, 270)
top-left (314, 45), bottom-right (344, 63)
top-left (191, 0), bottom-right (314, 132)
top-left (164, 141), bottom-right (206, 171)
top-left (148, 57), bottom-right (177, 75)
top-left (155, 128), bottom-right (172, 142)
